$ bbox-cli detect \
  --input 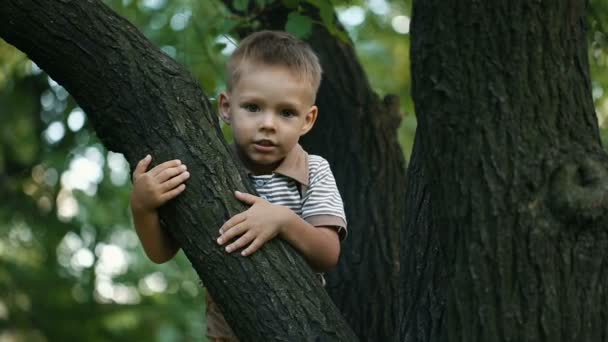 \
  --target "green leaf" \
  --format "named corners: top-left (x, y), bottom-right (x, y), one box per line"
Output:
top-left (214, 42), bottom-right (227, 53)
top-left (317, 2), bottom-right (335, 29)
top-left (233, 0), bottom-right (249, 11)
top-left (220, 18), bottom-right (240, 34)
top-left (285, 12), bottom-right (313, 39)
